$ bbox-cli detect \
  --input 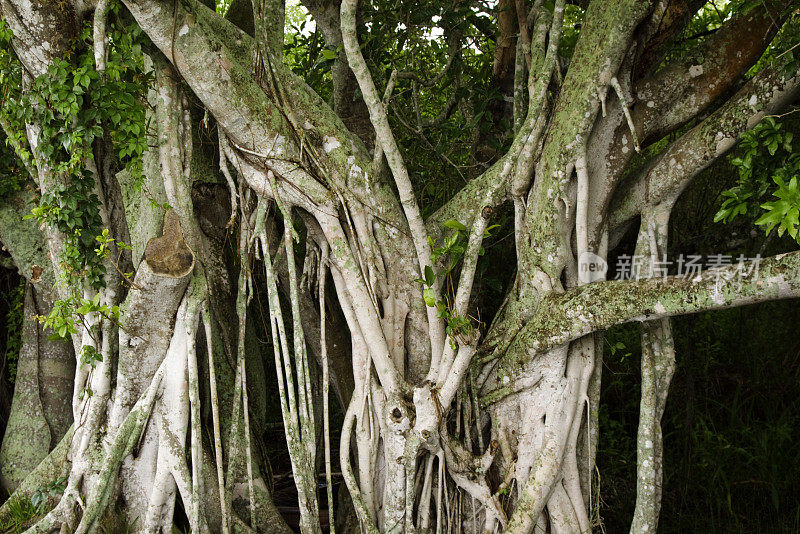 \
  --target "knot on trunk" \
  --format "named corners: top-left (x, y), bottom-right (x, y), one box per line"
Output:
top-left (144, 210), bottom-right (194, 276)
